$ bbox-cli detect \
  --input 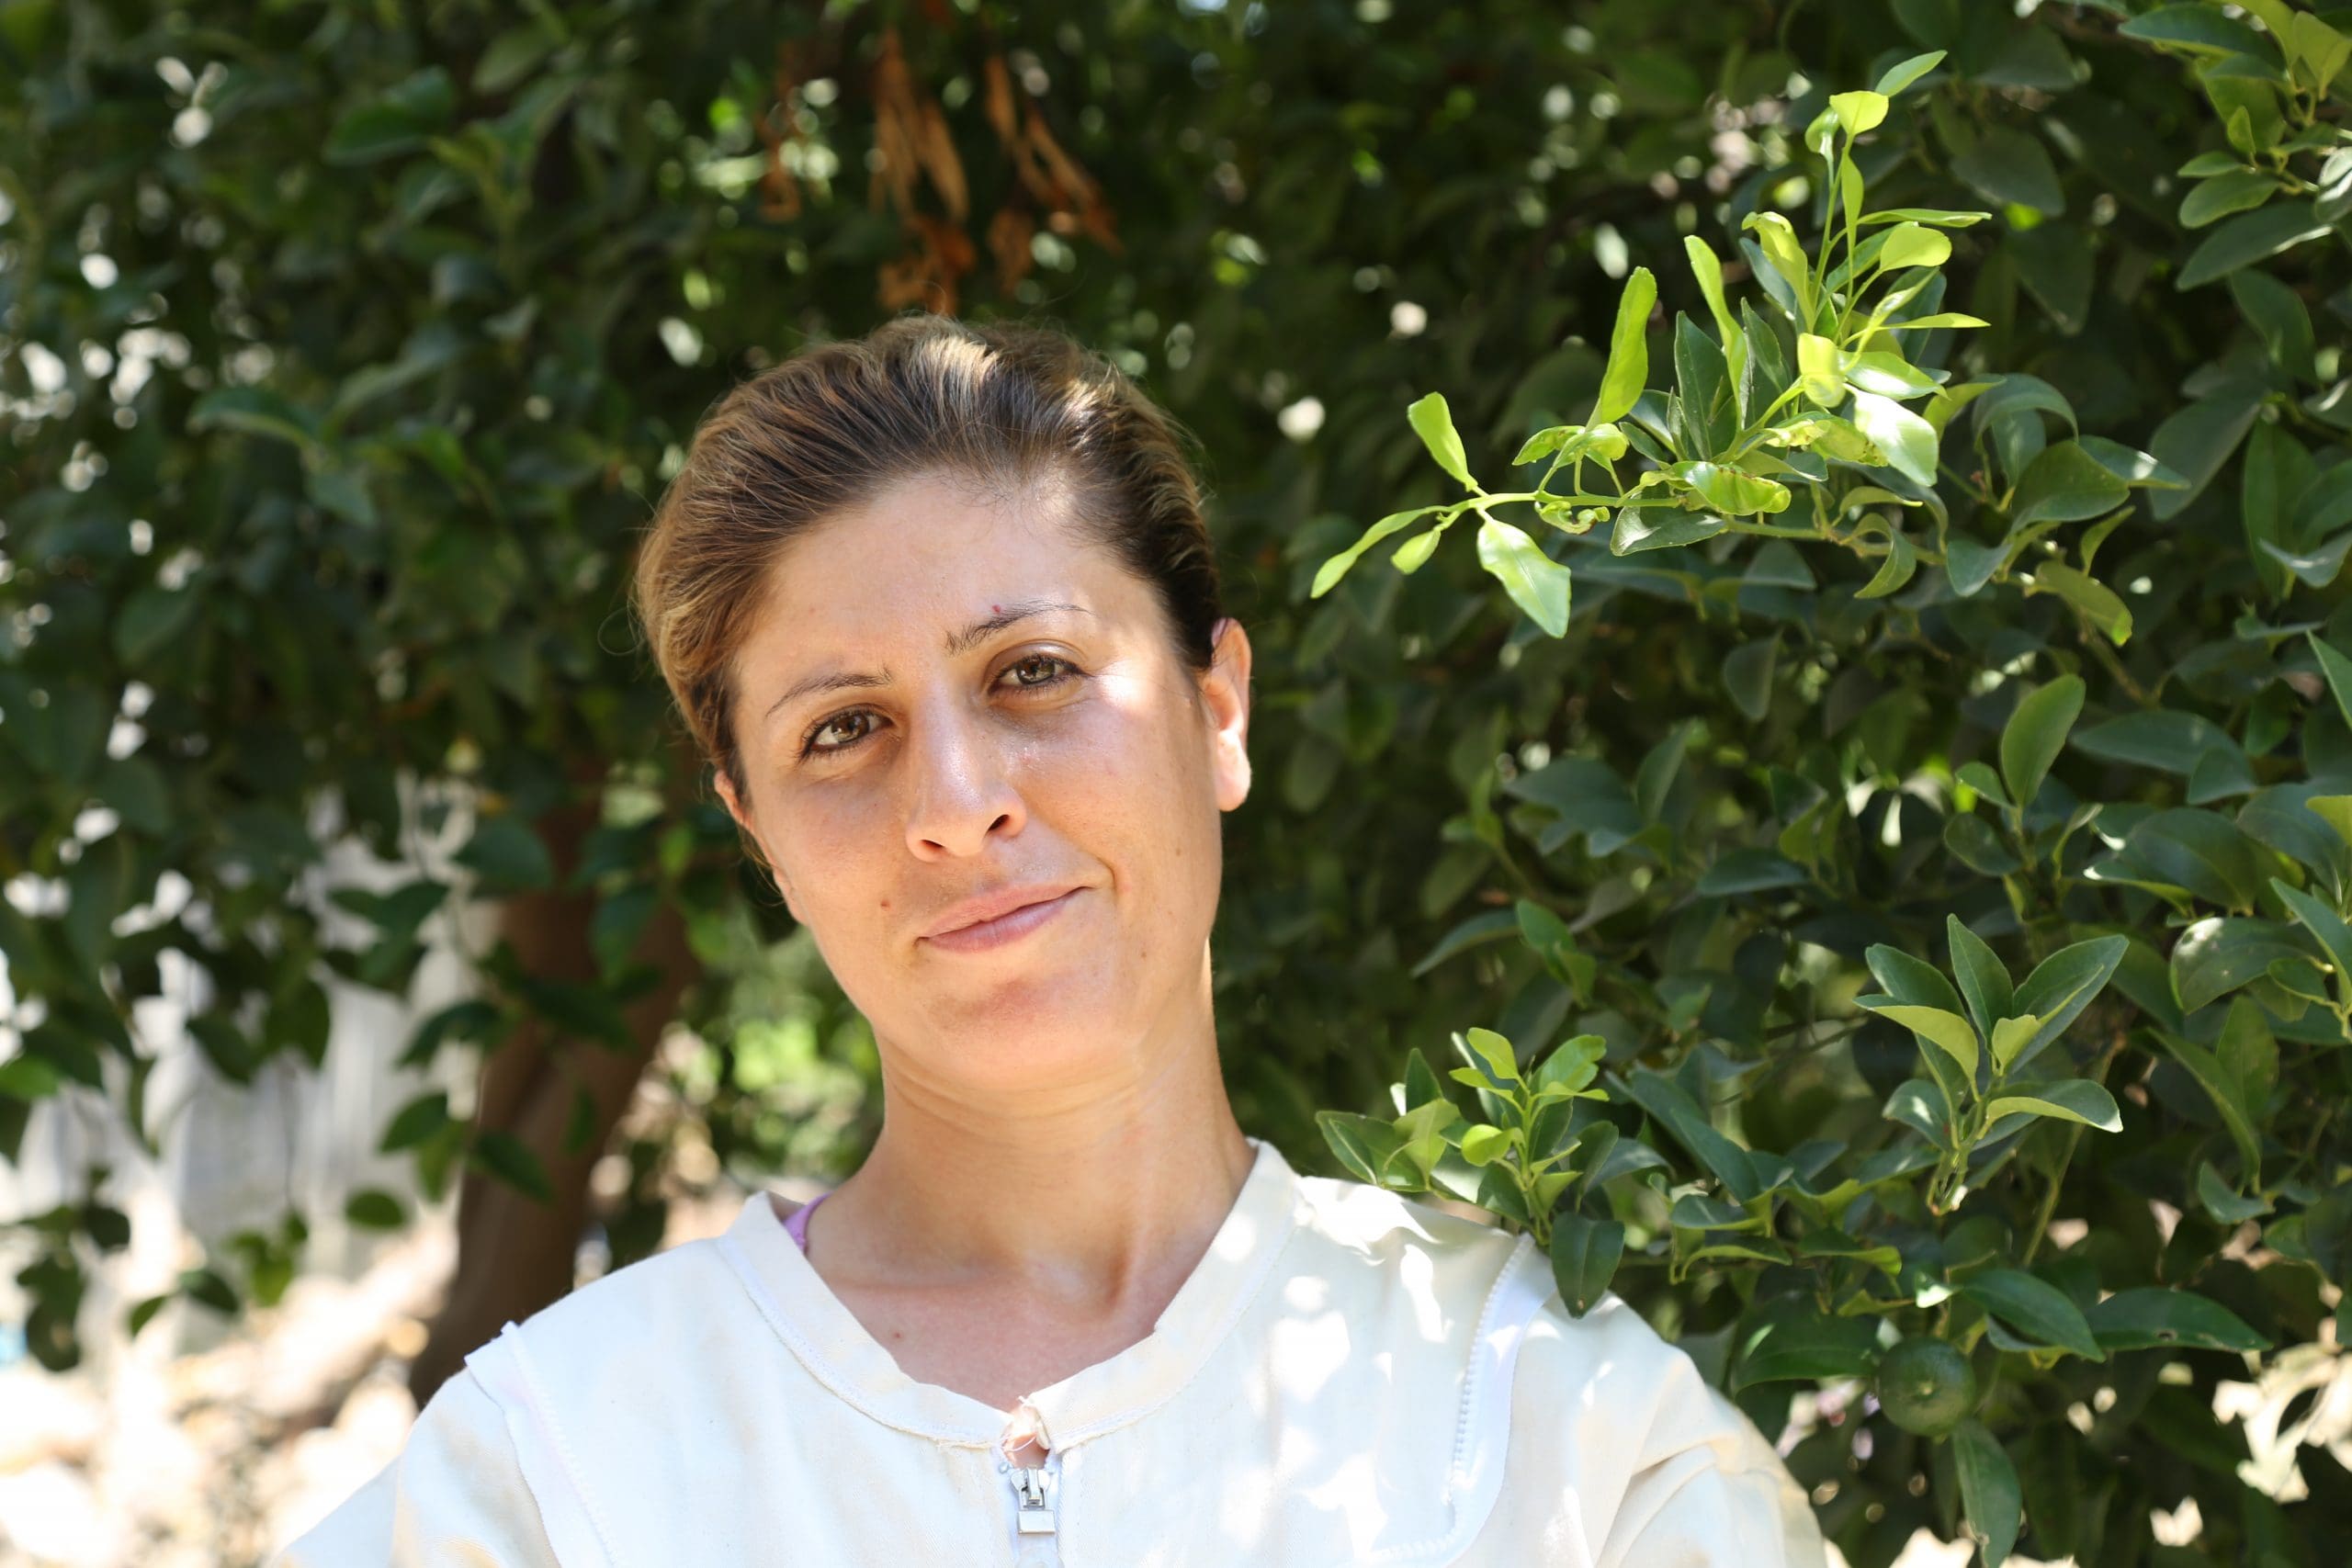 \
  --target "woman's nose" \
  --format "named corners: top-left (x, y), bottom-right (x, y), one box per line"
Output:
top-left (901, 701), bottom-right (1026, 860)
